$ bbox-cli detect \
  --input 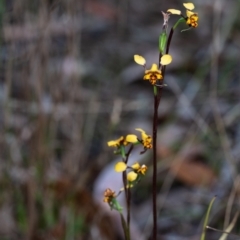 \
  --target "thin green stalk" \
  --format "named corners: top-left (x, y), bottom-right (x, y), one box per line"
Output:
top-left (200, 196), bottom-right (216, 240)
